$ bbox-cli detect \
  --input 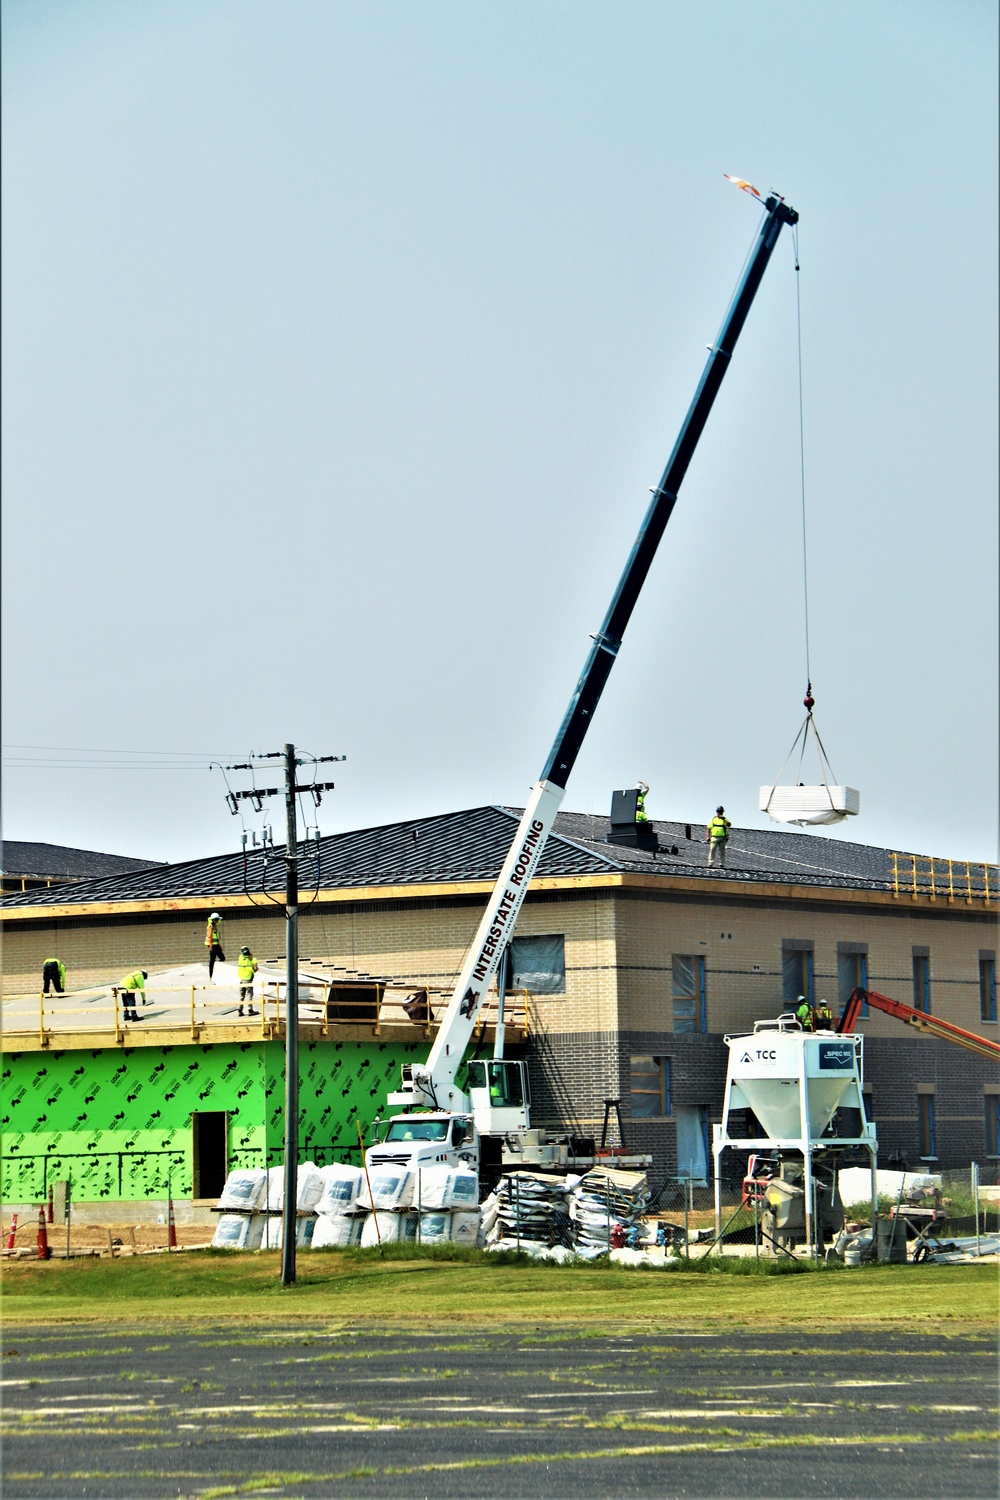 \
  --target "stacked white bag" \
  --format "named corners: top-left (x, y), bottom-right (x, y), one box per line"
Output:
top-left (416, 1164), bottom-right (481, 1245)
top-left (312, 1164), bottom-right (367, 1249)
